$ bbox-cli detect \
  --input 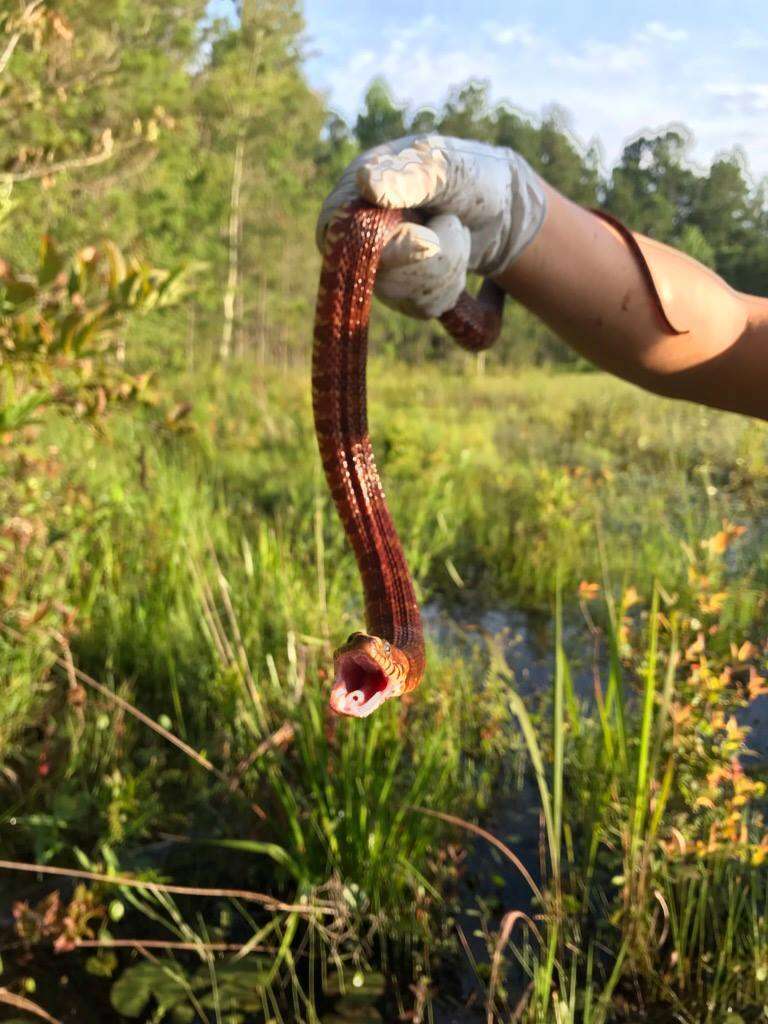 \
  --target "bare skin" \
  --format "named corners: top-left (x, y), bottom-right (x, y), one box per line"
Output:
top-left (495, 181), bottom-right (768, 421)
